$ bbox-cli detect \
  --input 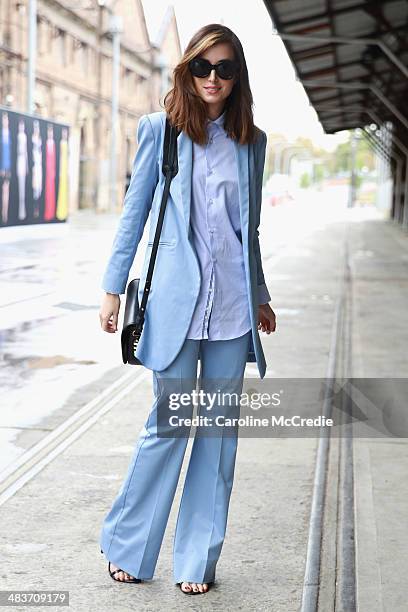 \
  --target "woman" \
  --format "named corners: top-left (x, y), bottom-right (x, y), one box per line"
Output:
top-left (99, 23), bottom-right (276, 595)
